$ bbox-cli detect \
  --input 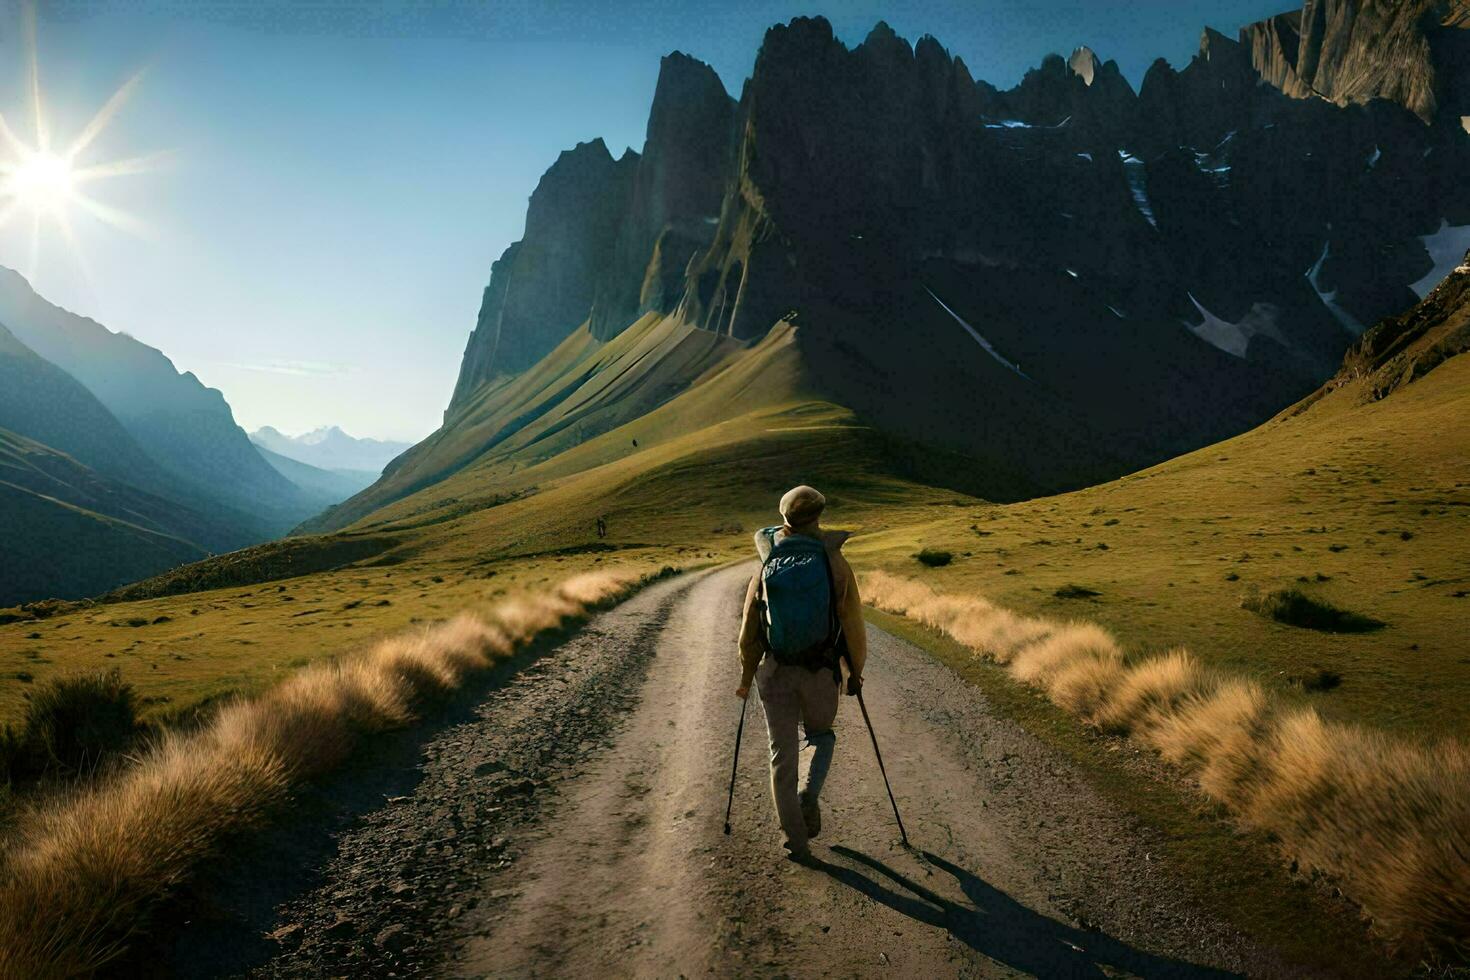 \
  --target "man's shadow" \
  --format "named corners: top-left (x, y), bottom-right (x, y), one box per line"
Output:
top-left (816, 845), bottom-right (1240, 979)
